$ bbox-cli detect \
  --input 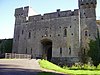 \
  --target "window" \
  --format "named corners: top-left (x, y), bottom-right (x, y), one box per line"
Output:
top-left (50, 35), bottom-right (51, 37)
top-left (58, 34), bottom-right (60, 36)
top-left (31, 48), bottom-right (32, 54)
top-left (89, 34), bottom-right (91, 36)
top-left (85, 31), bottom-right (88, 36)
top-left (64, 29), bottom-right (67, 37)
top-left (60, 47), bottom-right (62, 56)
top-left (45, 29), bottom-right (48, 36)
top-left (59, 27), bottom-right (61, 28)
top-left (69, 47), bottom-right (71, 55)
top-left (41, 17), bottom-right (43, 20)
top-left (72, 33), bottom-right (73, 35)
top-left (22, 30), bottom-right (24, 34)
top-left (28, 32), bottom-right (31, 39)
top-left (26, 48), bottom-right (27, 54)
